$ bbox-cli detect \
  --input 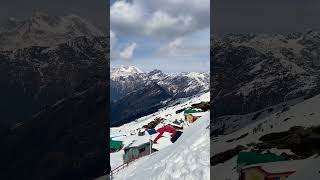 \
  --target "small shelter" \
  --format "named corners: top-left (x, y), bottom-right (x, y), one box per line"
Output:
top-left (237, 152), bottom-right (294, 180)
top-left (185, 114), bottom-right (196, 122)
top-left (183, 108), bottom-right (204, 123)
top-left (138, 129), bottom-right (145, 136)
top-left (239, 160), bottom-right (298, 180)
top-left (123, 141), bottom-right (154, 164)
top-left (110, 138), bottom-right (123, 152)
top-left (184, 112), bottom-right (207, 123)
